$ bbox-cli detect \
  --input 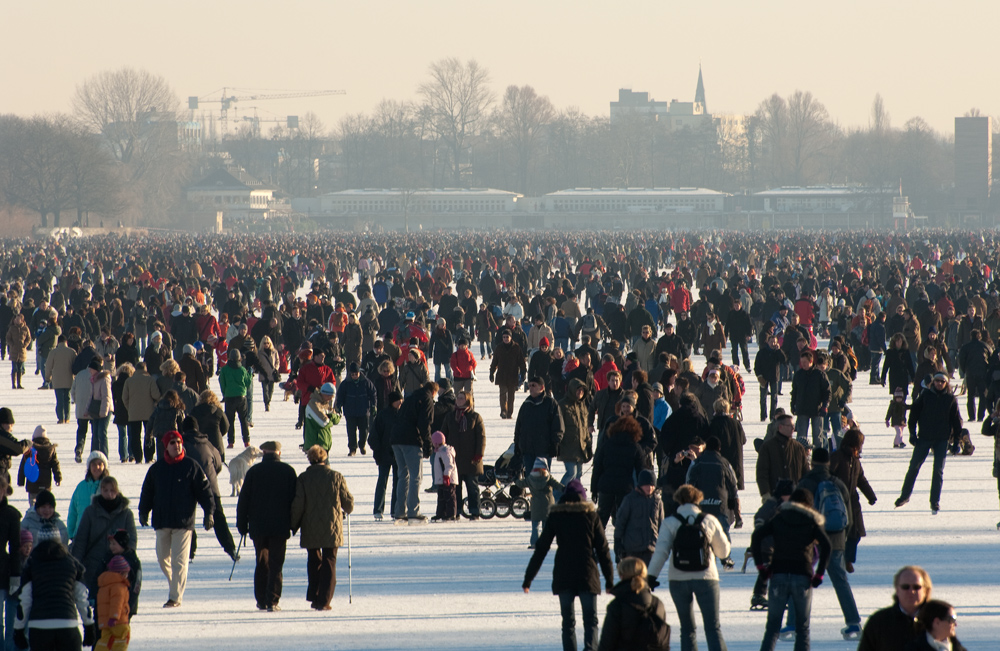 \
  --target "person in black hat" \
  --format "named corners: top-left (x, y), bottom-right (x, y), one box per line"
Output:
top-left (0, 409), bottom-right (29, 490)
top-left (612, 469), bottom-right (663, 566)
top-left (334, 362), bottom-right (377, 457)
top-left (105, 528), bottom-right (142, 617)
top-left (749, 478), bottom-right (795, 609)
